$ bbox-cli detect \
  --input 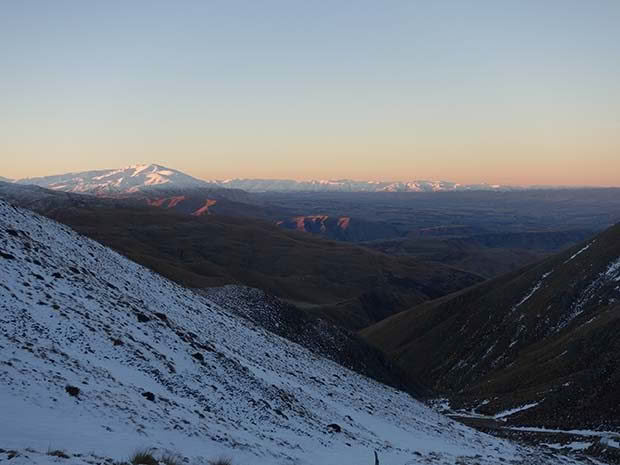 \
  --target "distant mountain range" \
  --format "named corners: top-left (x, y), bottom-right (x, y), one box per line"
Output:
top-left (6, 163), bottom-right (525, 194)
top-left (213, 178), bottom-right (521, 193)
